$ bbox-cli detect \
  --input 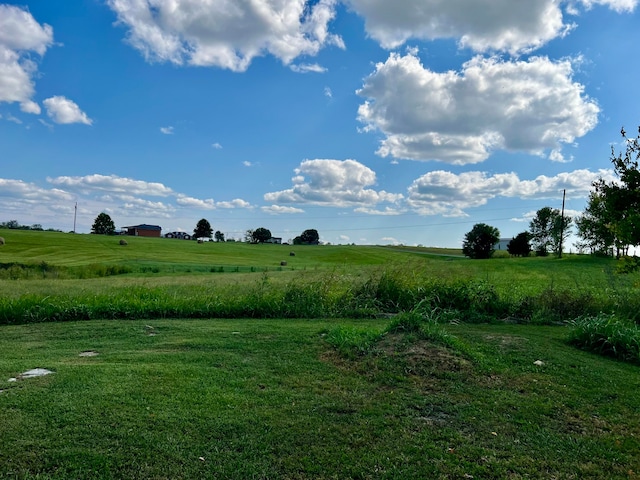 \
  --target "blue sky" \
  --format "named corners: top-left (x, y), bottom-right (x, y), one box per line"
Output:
top-left (1, 0), bottom-right (639, 247)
